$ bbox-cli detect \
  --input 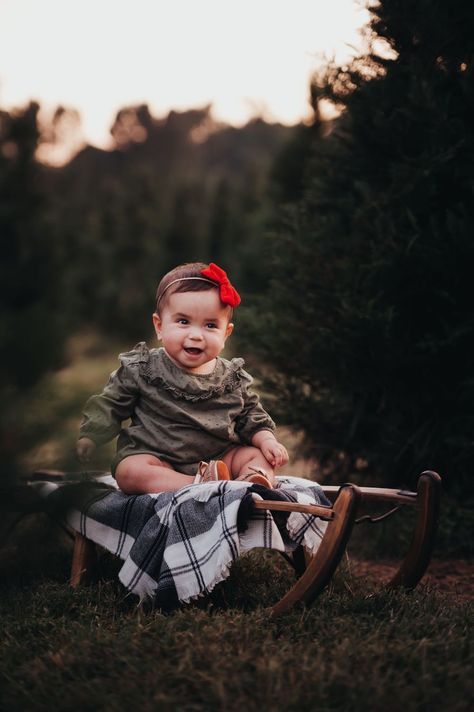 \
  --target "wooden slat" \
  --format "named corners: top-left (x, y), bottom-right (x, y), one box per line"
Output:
top-left (322, 485), bottom-right (418, 506)
top-left (253, 499), bottom-right (334, 520)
